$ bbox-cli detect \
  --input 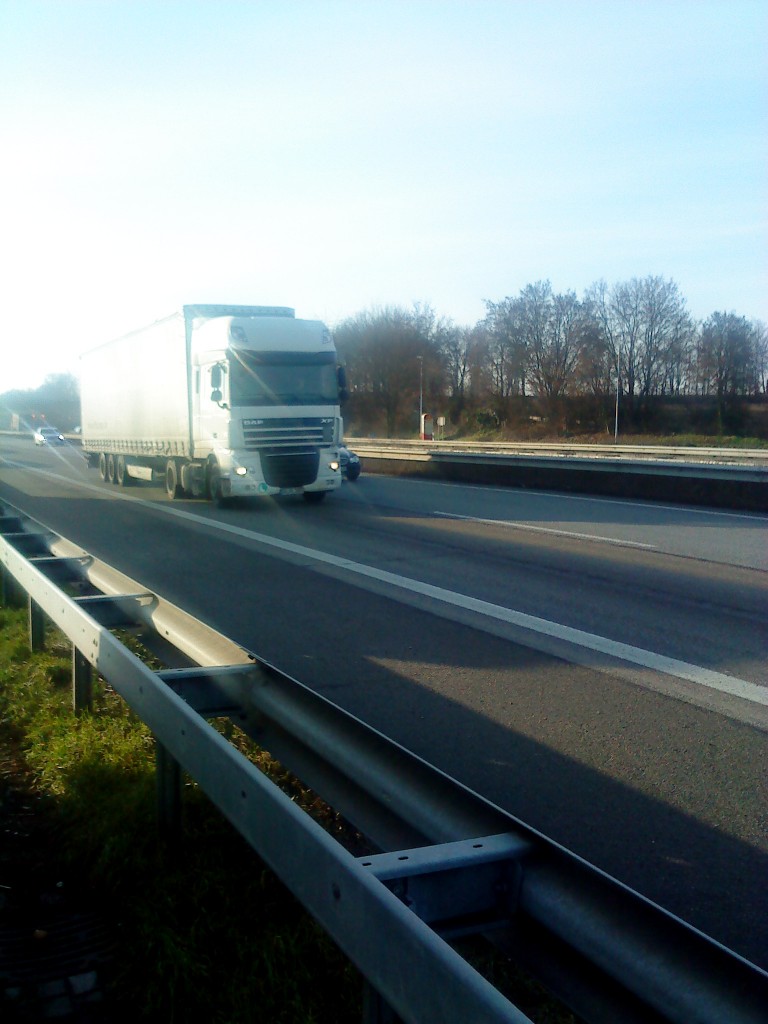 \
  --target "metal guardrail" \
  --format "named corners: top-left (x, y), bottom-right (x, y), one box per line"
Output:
top-left (1, 501), bottom-right (767, 1023)
top-left (346, 438), bottom-right (768, 511)
top-left (5, 429), bottom-right (768, 464)
top-left (347, 437), bottom-right (768, 465)
top-left (4, 429), bottom-right (767, 508)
